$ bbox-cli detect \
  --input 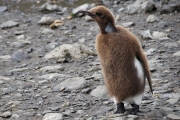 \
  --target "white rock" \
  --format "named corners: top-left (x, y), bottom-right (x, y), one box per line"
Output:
top-left (58, 77), bottom-right (87, 90)
top-left (85, 15), bottom-right (93, 22)
top-left (72, 4), bottom-right (89, 14)
top-left (0, 20), bottom-right (19, 29)
top-left (44, 43), bottom-right (93, 61)
top-left (38, 73), bottom-right (66, 80)
top-left (168, 114), bottom-right (180, 120)
top-left (43, 113), bottom-right (63, 120)
top-left (38, 65), bottom-right (64, 73)
top-left (0, 55), bottom-right (11, 60)
top-left (0, 111), bottom-right (12, 118)
top-left (90, 85), bottom-right (107, 98)
top-left (92, 73), bottom-right (102, 80)
top-left (140, 30), bottom-right (154, 39)
top-left (145, 48), bottom-right (156, 56)
top-left (152, 31), bottom-right (168, 39)
top-left (38, 16), bottom-right (56, 25)
top-left (0, 76), bottom-right (11, 81)
top-left (5, 101), bottom-right (21, 107)
top-left (146, 15), bottom-right (159, 23)
top-left (172, 51), bottom-right (180, 57)
top-left (9, 68), bottom-right (29, 72)
top-left (121, 22), bottom-right (134, 28)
